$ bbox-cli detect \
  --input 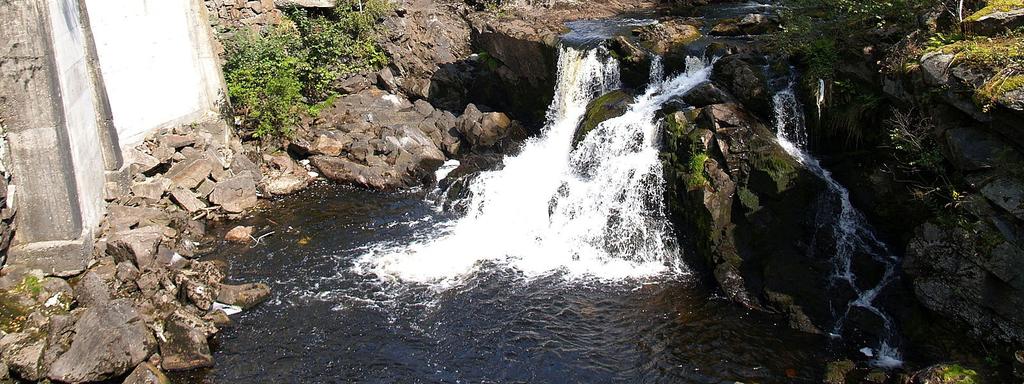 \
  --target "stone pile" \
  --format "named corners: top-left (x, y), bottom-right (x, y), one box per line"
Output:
top-left (291, 88), bottom-right (519, 190)
top-left (0, 122), bottom-right (273, 383)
